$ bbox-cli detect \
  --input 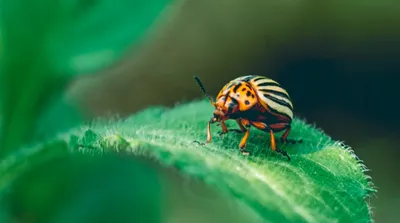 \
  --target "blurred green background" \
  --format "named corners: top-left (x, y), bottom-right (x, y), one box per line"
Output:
top-left (1, 0), bottom-right (399, 222)
top-left (68, 0), bottom-right (399, 222)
